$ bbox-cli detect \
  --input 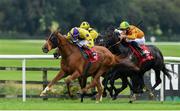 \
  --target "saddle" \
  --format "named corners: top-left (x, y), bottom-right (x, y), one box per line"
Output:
top-left (127, 44), bottom-right (153, 66)
top-left (81, 47), bottom-right (99, 63)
